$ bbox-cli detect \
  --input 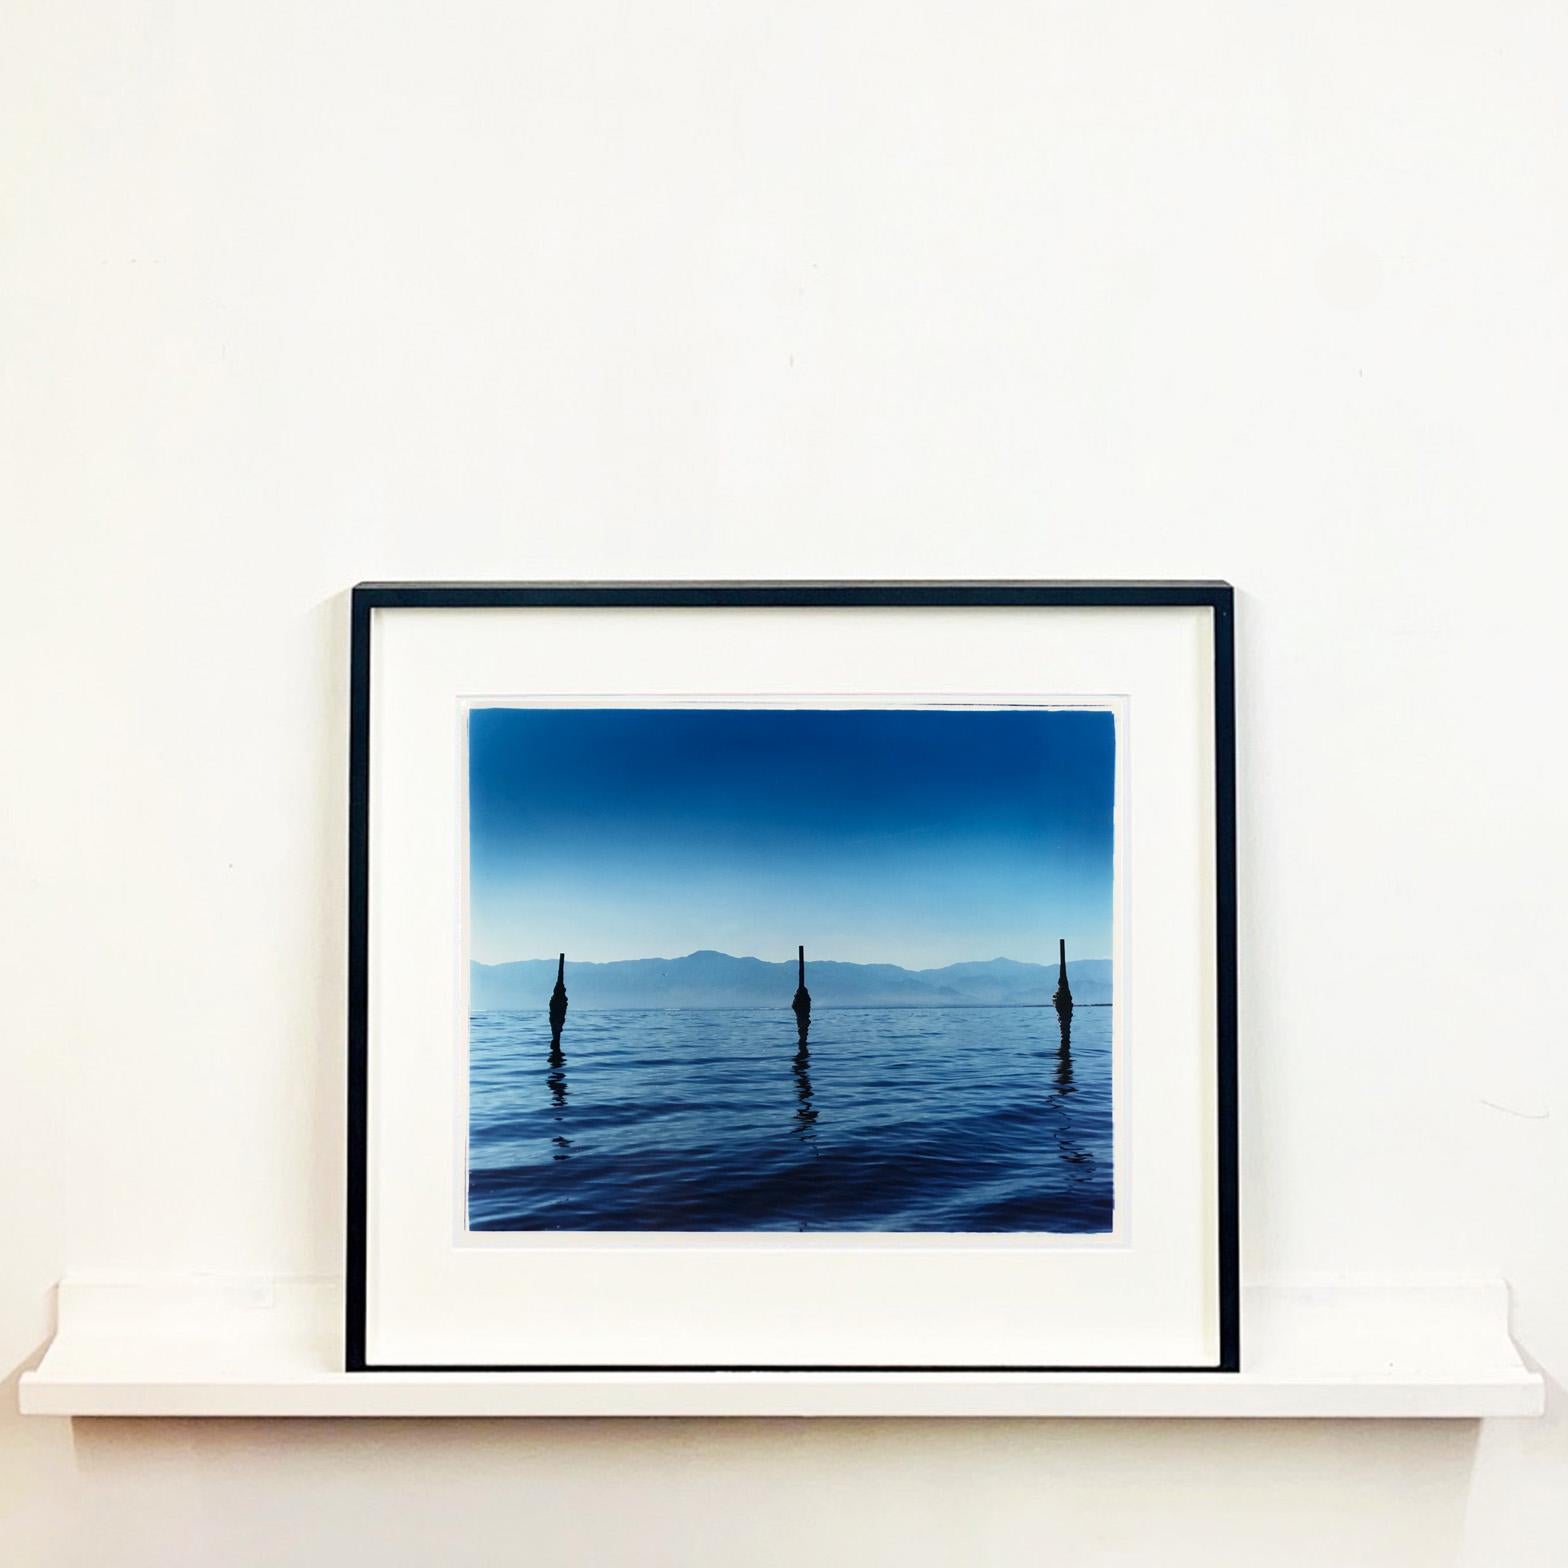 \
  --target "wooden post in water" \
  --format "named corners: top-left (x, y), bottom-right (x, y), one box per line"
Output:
top-left (791, 944), bottom-right (811, 1044)
top-left (1052, 937), bottom-right (1073, 1018)
top-left (548, 952), bottom-right (568, 1052)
